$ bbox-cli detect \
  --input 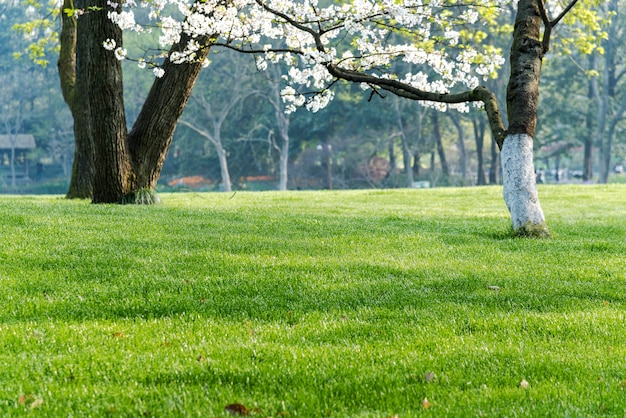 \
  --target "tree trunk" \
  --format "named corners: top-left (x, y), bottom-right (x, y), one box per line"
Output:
top-left (583, 55), bottom-right (595, 182)
top-left (77, 0), bottom-right (130, 204)
top-left (501, 134), bottom-right (547, 235)
top-left (216, 146), bottom-right (232, 192)
top-left (432, 111), bottom-right (450, 177)
top-left (275, 102), bottom-right (290, 191)
top-left (502, 0), bottom-right (549, 237)
top-left (450, 113), bottom-right (468, 180)
top-left (473, 116), bottom-right (487, 185)
top-left (128, 32), bottom-right (212, 193)
top-left (489, 137), bottom-right (499, 184)
top-left (59, 0), bottom-right (94, 199)
top-left (278, 138), bottom-right (289, 190)
top-left (413, 150), bottom-right (421, 178)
